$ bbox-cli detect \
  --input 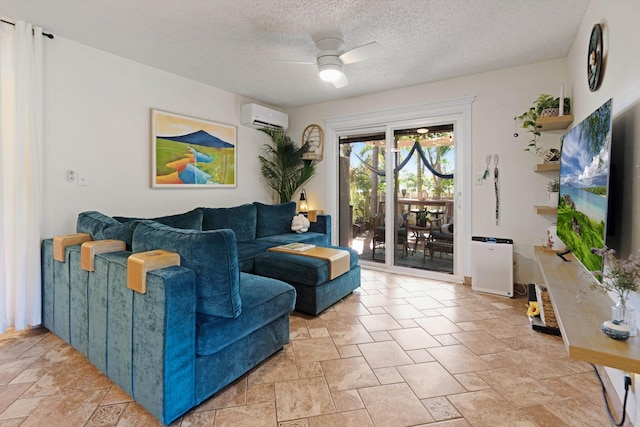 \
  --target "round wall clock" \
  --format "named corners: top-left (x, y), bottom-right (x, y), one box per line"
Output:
top-left (301, 124), bottom-right (324, 160)
top-left (587, 23), bottom-right (603, 92)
